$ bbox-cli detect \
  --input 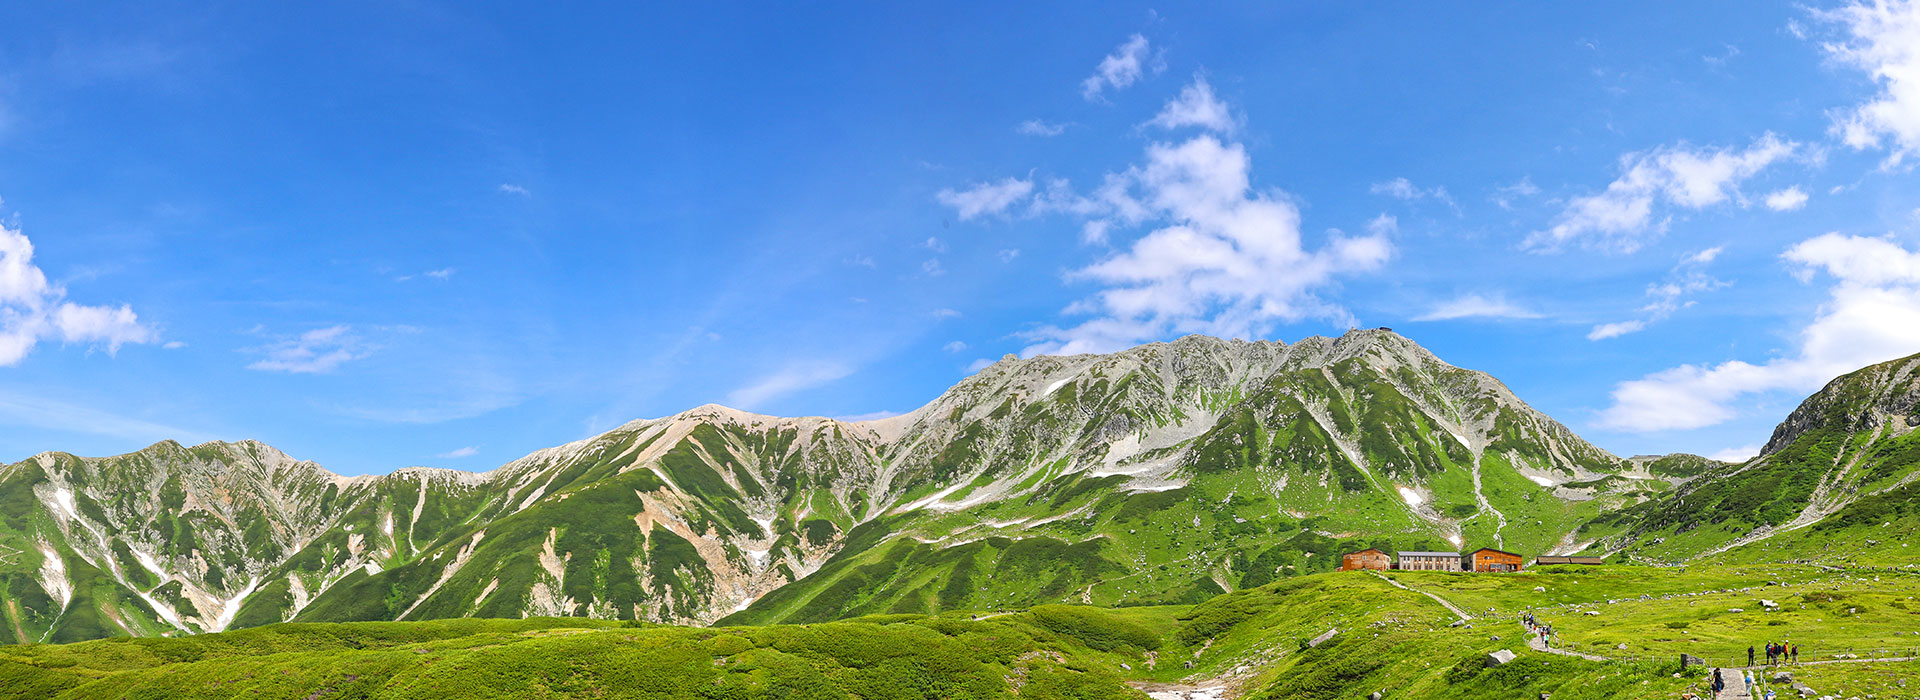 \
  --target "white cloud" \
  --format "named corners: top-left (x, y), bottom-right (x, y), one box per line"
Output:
top-left (1491, 177), bottom-right (1542, 210)
top-left (1597, 233), bottom-right (1920, 431)
top-left (726, 362), bottom-right (852, 409)
top-left (162, 340), bottom-right (187, 350)
top-left (966, 357), bottom-right (995, 372)
top-left (425, 267), bottom-right (456, 280)
top-left (0, 220), bottom-right (155, 366)
top-left (843, 255), bottom-right (876, 268)
top-left (1145, 77), bottom-right (1235, 133)
top-left (998, 248), bottom-right (1021, 262)
top-left (936, 177), bottom-right (1035, 220)
top-left (1764, 186), bottom-right (1810, 211)
top-left (923, 237), bottom-right (948, 253)
top-left (246, 325), bottom-right (371, 374)
top-left (1528, 134), bottom-right (1799, 253)
top-left (1020, 131), bottom-right (1393, 355)
top-left (931, 308), bottom-right (961, 319)
top-left (1082, 34), bottom-right (1156, 101)
top-left (1588, 247), bottom-right (1730, 340)
top-left (832, 410), bottom-right (899, 422)
top-left (1685, 246), bottom-right (1725, 264)
top-left (1818, 0), bottom-right (1920, 167)
top-left (437, 446), bottom-right (479, 459)
top-left (1586, 320), bottom-right (1647, 340)
top-left (1371, 177), bottom-right (1459, 212)
top-left (1413, 294), bottom-right (1543, 321)
top-left (1708, 444), bottom-right (1760, 463)
top-left (942, 340), bottom-right (968, 352)
top-left (921, 259), bottom-right (946, 277)
top-left (1016, 119), bottom-right (1068, 137)
top-left (498, 184), bottom-right (531, 196)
